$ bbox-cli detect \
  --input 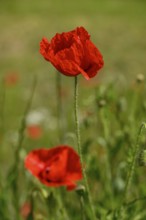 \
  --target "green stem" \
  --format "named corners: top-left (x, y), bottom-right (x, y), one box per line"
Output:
top-left (56, 189), bottom-right (70, 220)
top-left (0, 77), bottom-right (5, 213)
top-left (74, 76), bottom-right (97, 220)
top-left (119, 122), bottom-right (146, 219)
top-left (8, 75), bottom-right (37, 219)
top-left (79, 195), bottom-right (85, 220)
top-left (74, 77), bottom-right (81, 156)
top-left (56, 72), bottom-right (63, 142)
top-left (123, 122), bottom-right (146, 203)
top-left (126, 196), bottom-right (146, 207)
top-left (0, 76), bottom-right (6, 137)
top-left (100, 109), bottom-right (113, 205)
top-left (15, 75), bottom-right (37, 159)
